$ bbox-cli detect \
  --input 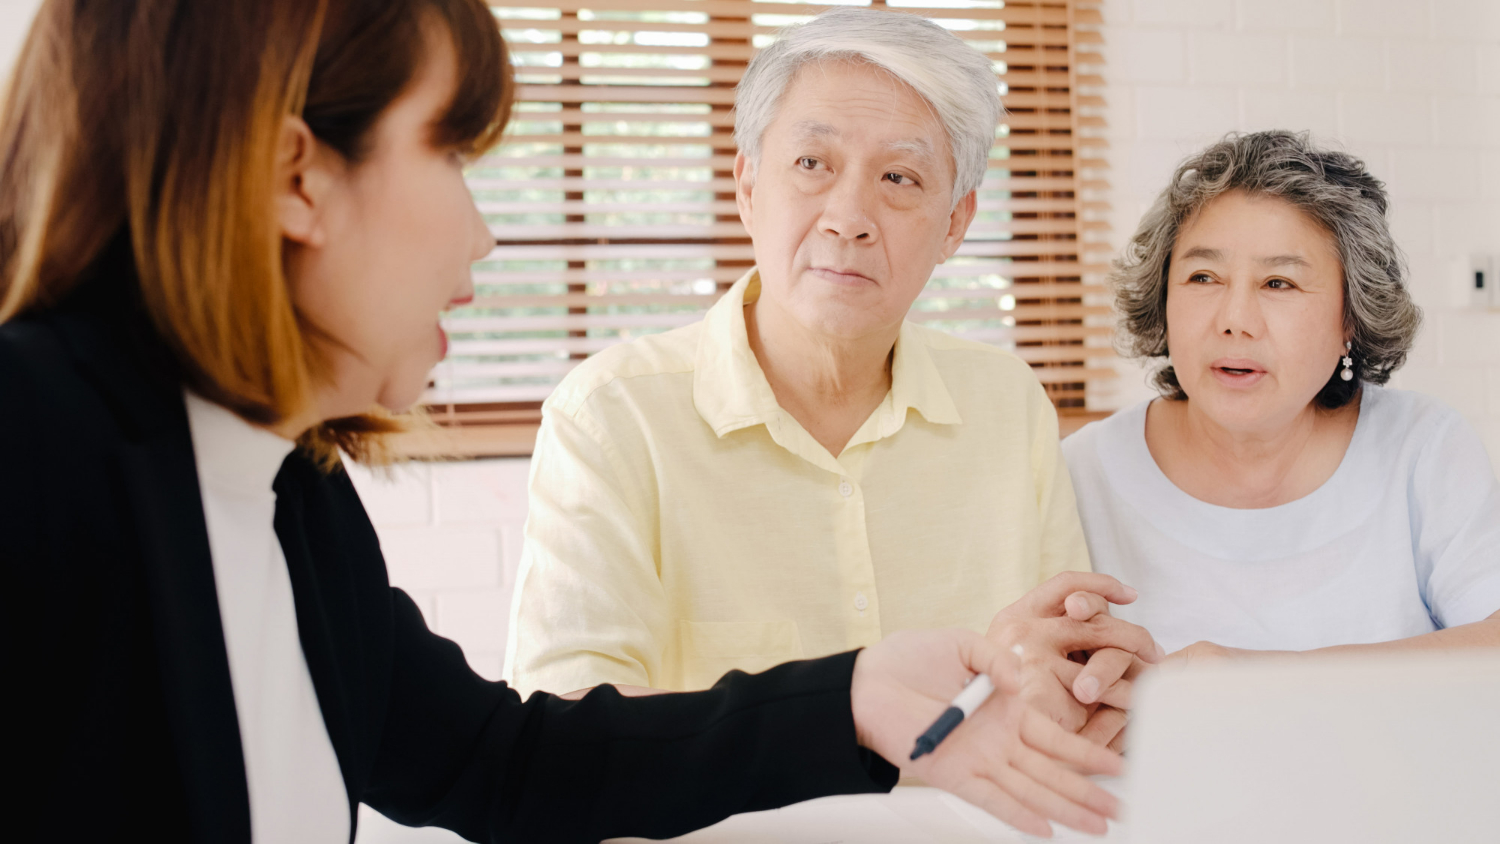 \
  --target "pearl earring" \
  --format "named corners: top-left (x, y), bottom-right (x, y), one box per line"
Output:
top-left (1341, 341), bottom-right (1354, 382)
